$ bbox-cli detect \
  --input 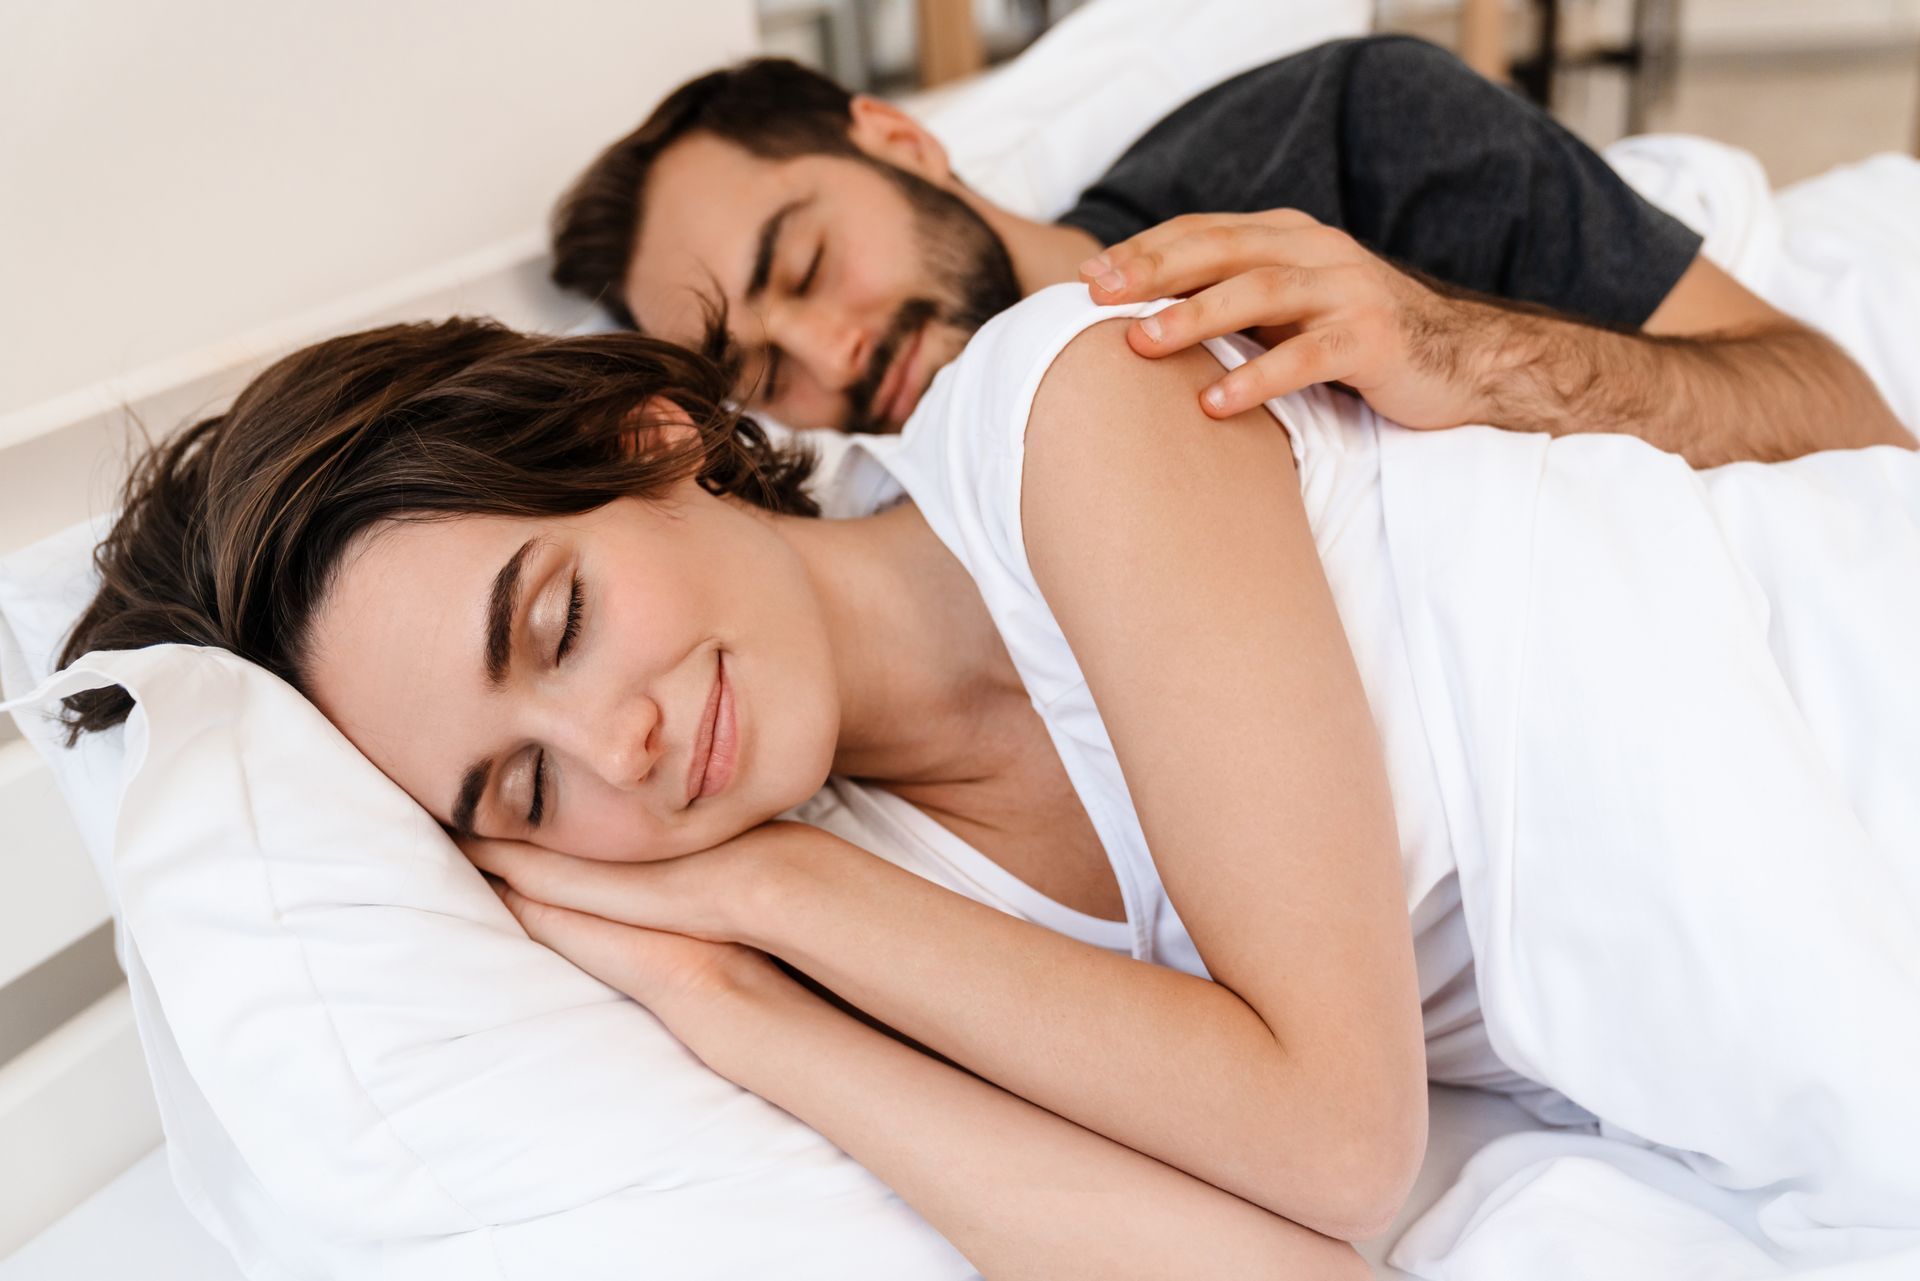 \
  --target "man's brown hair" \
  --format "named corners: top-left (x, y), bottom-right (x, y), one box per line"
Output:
top-left (551, 58), bottom-right (862, 328)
